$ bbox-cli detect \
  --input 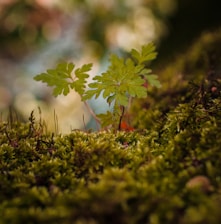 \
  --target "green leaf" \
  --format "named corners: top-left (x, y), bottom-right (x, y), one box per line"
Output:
top-left (97, 111), bottom-right (114, 128)
top-left (142, 68), bottom-right (152, 75)
top-left (34, 73), bottom-right (70, 97)
top-left (145, 74), bottom-right (162, 88)
top-left (115, 93), bottom-right (128, 107)
top-left (83, 45), bottom-right (159, 109)
top-left (34, 62), bottom-right (92, 97)
top-left (131, 42), bottom-right (157, 65)
top-left (75, 63), bottom-right (92, 79)
top-left (107, 94), bottom-right (115, 106)
top-left (74, 63), bottom-right (92, 95)
top-left (67, 62), bottom-right (75, 73)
